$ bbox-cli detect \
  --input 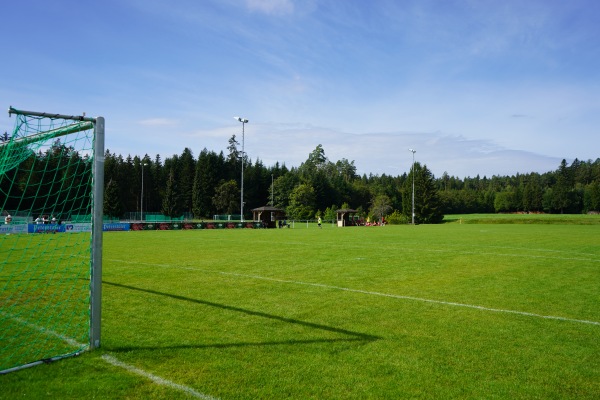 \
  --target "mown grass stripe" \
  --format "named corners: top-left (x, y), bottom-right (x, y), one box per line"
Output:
top-left (106, 258), bottom-right (600, 327)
